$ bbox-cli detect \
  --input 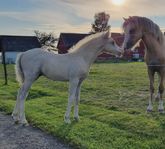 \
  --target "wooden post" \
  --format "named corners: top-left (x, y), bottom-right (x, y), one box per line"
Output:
top-left (2, 49), bottom-right (8, 85)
